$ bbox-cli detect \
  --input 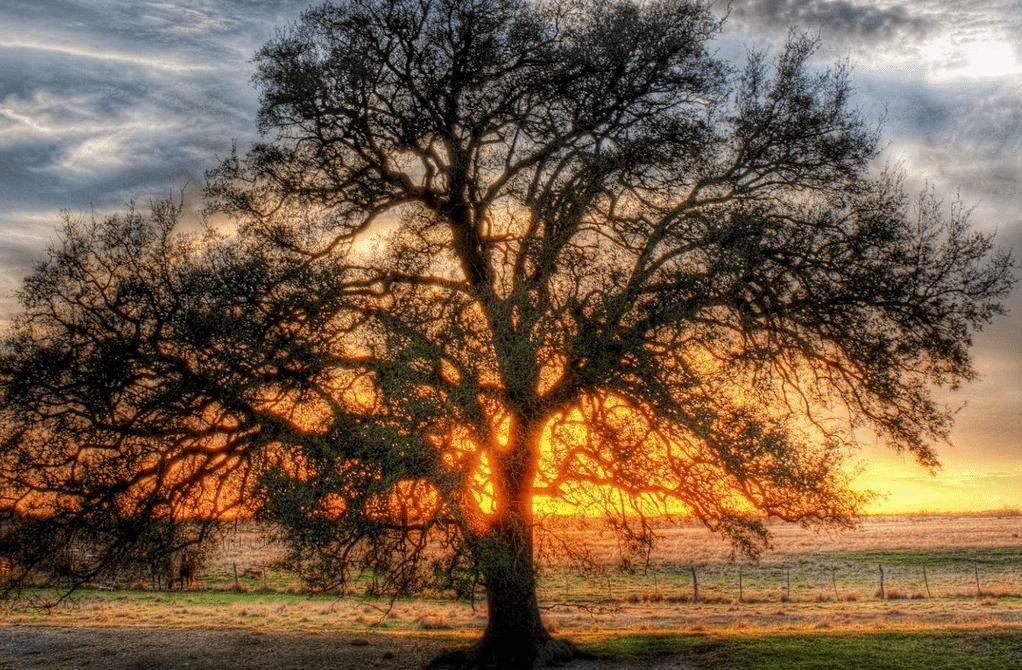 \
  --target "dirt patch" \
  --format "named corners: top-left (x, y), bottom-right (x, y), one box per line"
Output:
top-left (0, 626), bottom-right (700, 670)
top-left (0, 626), bottom-right (444, 670)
